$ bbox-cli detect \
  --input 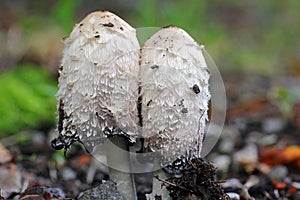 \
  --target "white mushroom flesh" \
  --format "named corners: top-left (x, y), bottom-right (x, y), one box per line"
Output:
top-left (57, 11), bottom-right (140, 149)
top-left (140, 26), bottom-right (210, 166)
